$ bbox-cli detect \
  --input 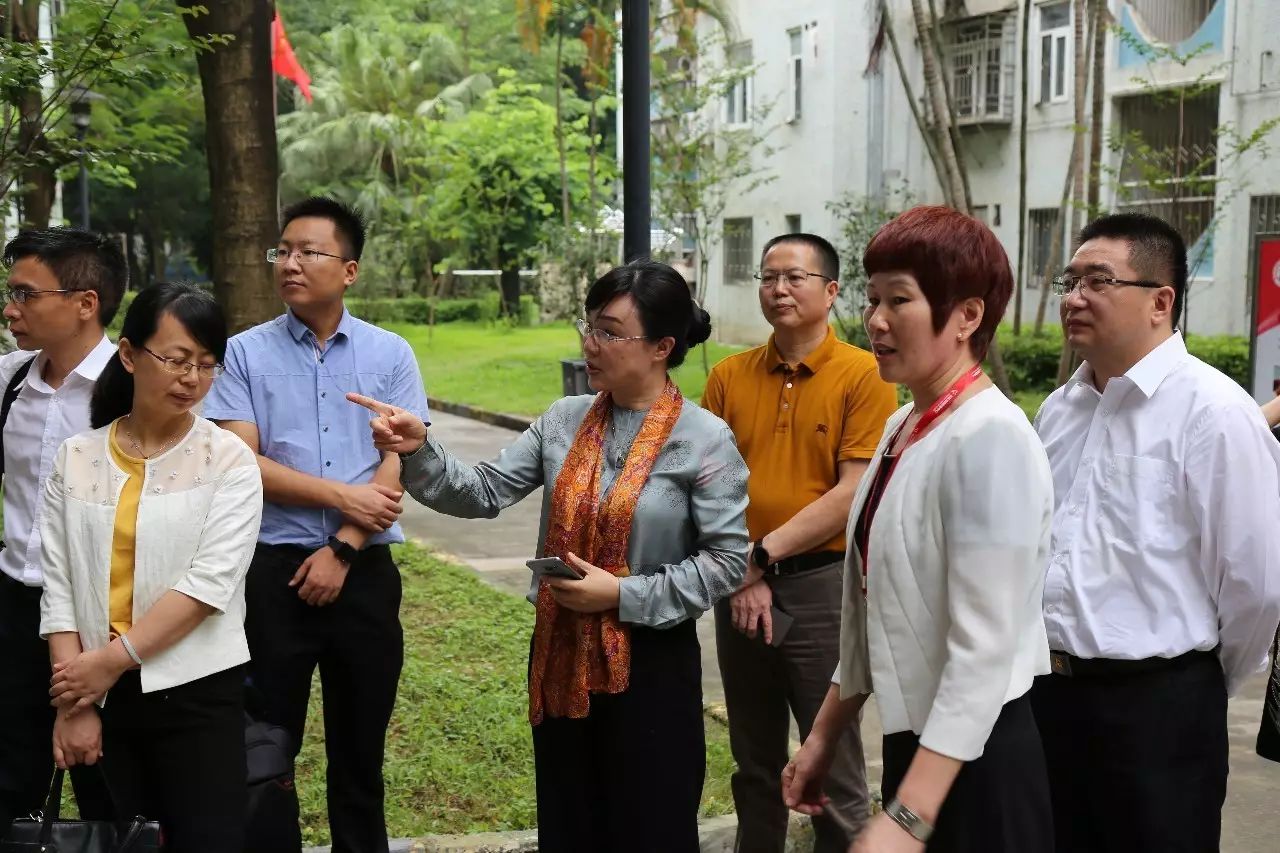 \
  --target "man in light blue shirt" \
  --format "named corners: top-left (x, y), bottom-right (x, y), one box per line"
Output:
top-left (204, 197), bottom-right (429, 853)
